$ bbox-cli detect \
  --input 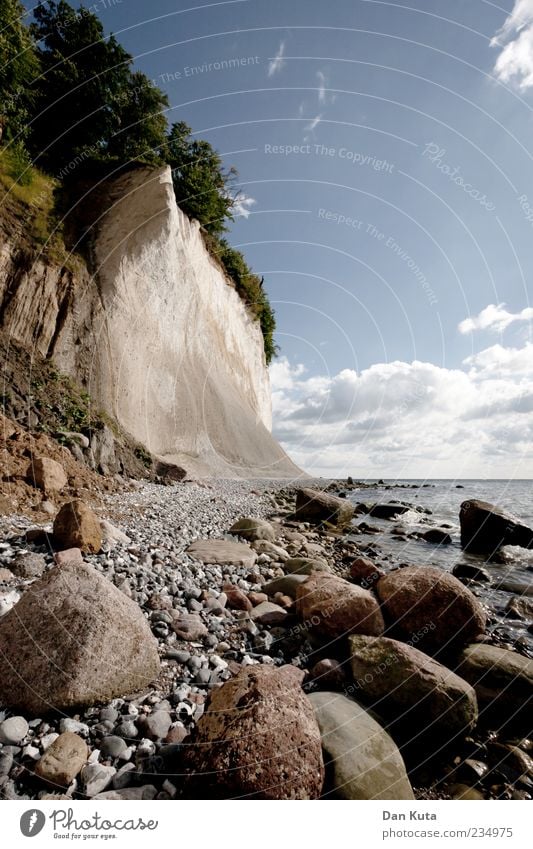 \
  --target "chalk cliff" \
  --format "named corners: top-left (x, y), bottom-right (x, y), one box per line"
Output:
top-left (0, 166), bottom-right (300, 478)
